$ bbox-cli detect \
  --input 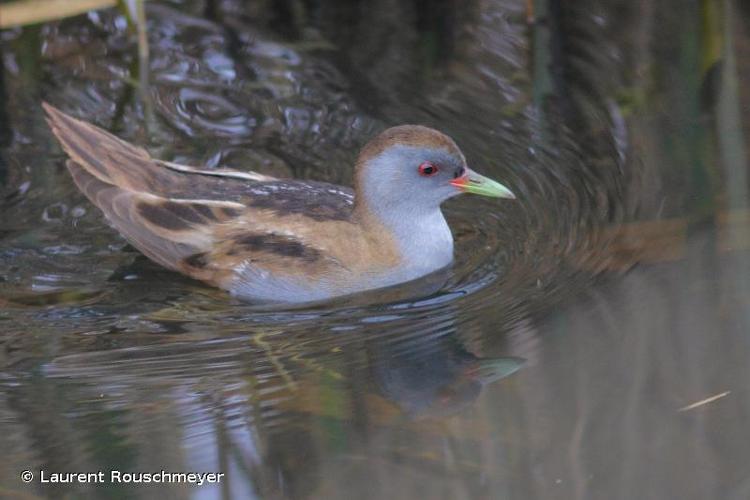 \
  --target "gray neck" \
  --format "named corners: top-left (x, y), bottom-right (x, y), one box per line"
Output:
top-left (378, 207), bottom-right (454, 279)
top-left (354, 147), bottom-right (458, 281)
